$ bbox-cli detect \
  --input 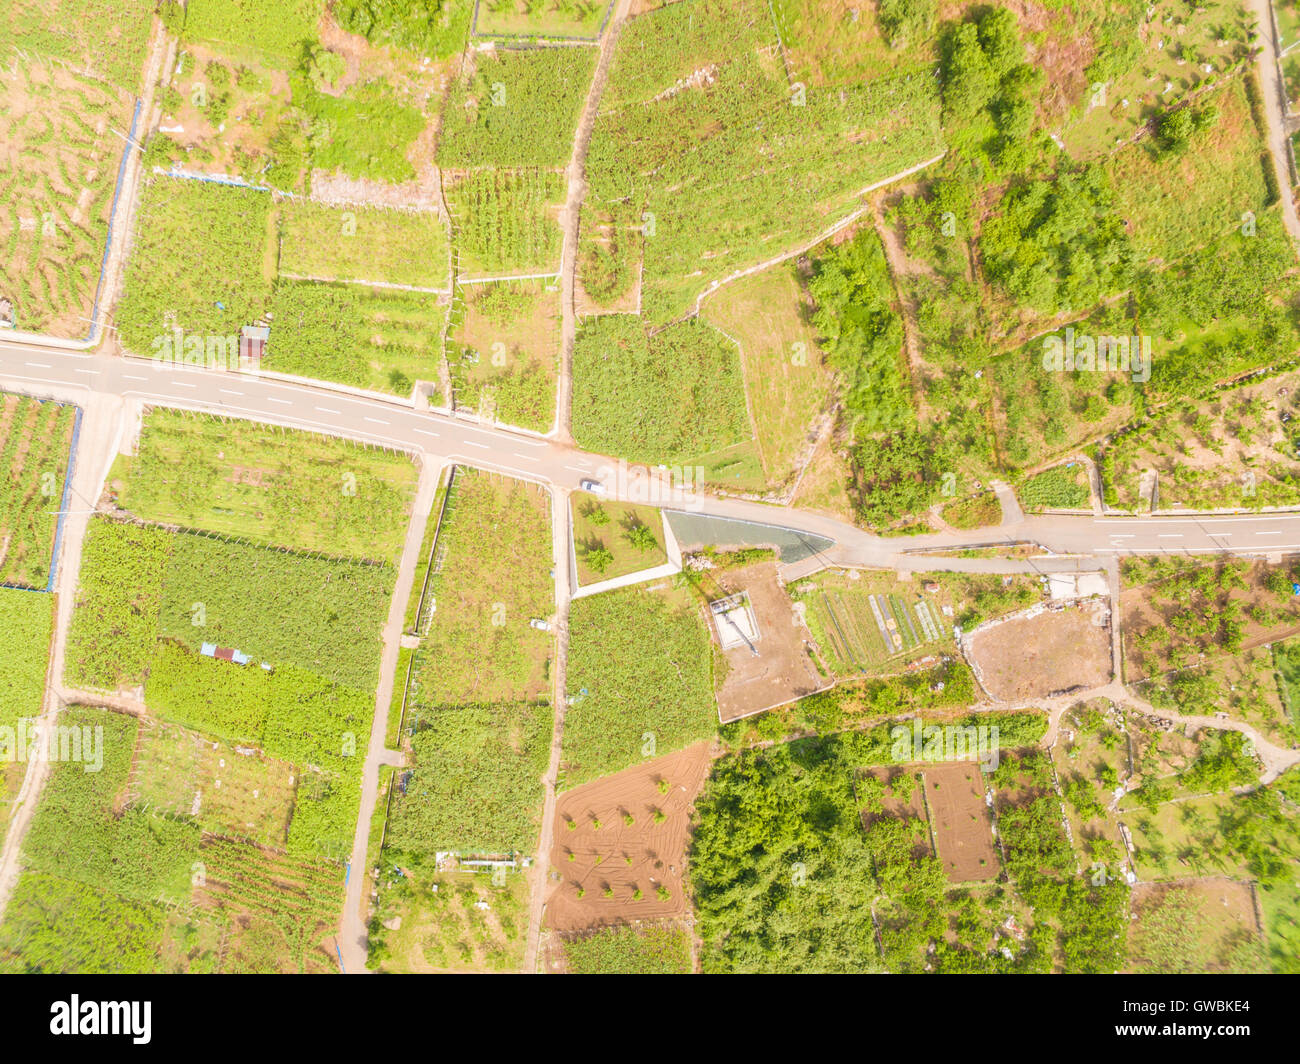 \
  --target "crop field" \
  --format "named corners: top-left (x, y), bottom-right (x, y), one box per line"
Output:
top-left (0, 396), bottom-right (75, 588)
top-left (0, 58), bottom-right (132, 337)
top-left (114, 409), bottom-right (418, 563)
top-left (436, 45), bottom-right (596, 168)
top-left (571, 491), bottom-right (666, 585)
top-left (572, 315), bottom-right (751, 467)
top-left (1109, 77), bottom-right (1270, 267)
top-left (183, 0), bottom-right (325, 68)
top-left (368, 861), bottom-right (531, 972)
top-left (0, 588), bottom-right (52, 834)
top-left (128, 720), bottom-right (296, 847)
top-left (1121, 557), bottom-right (1300, 680)
top-left (278, 202), bottom-right (450, 289)
top-left (701, 266), bottom-right (835, 487)
top-left (476, 0), bottom-right (610, 39)
top-left (769, 0), bottom-right (944, 88)
top-left (385, 699), bottom-right (550, 853)
top-left (449, 279), bottom-right (559, 431)
top-left (561, 583), bottom-right (715, 788)
top-left (547, 742), bottom-right (711, 932)
top-left (444, 168), bottom-right (564, 276)
top-left (582, 0), bottom-right (944, 321)
top-left (115, 178), bottom-right (274, 355)
top-left (1128, 880), bottom-right (1265, 974)
top-left (0, 0), bottom-right (155, 91)
top-left (1018, 465), bottom-right (1091, 512)
top-left (1101, 370), bottom-right (1300, 511)
top-left (267, 281), bottom-right (447, 396)
top-left (410, 469), bottom-right (553, 708)
top-left (554, 922), bottom-right (692, 974)
top-left (790, 568), bottom-right (1039, 677)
